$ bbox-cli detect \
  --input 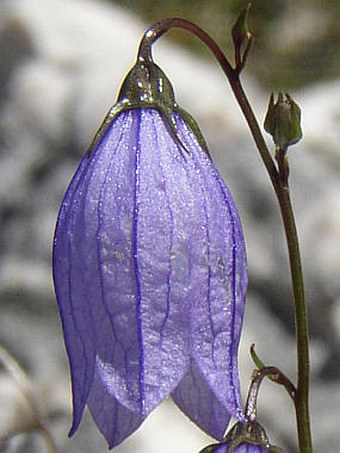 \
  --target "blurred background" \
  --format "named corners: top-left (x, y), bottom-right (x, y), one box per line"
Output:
top-left (1, 0), bottom-right (340, 451)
